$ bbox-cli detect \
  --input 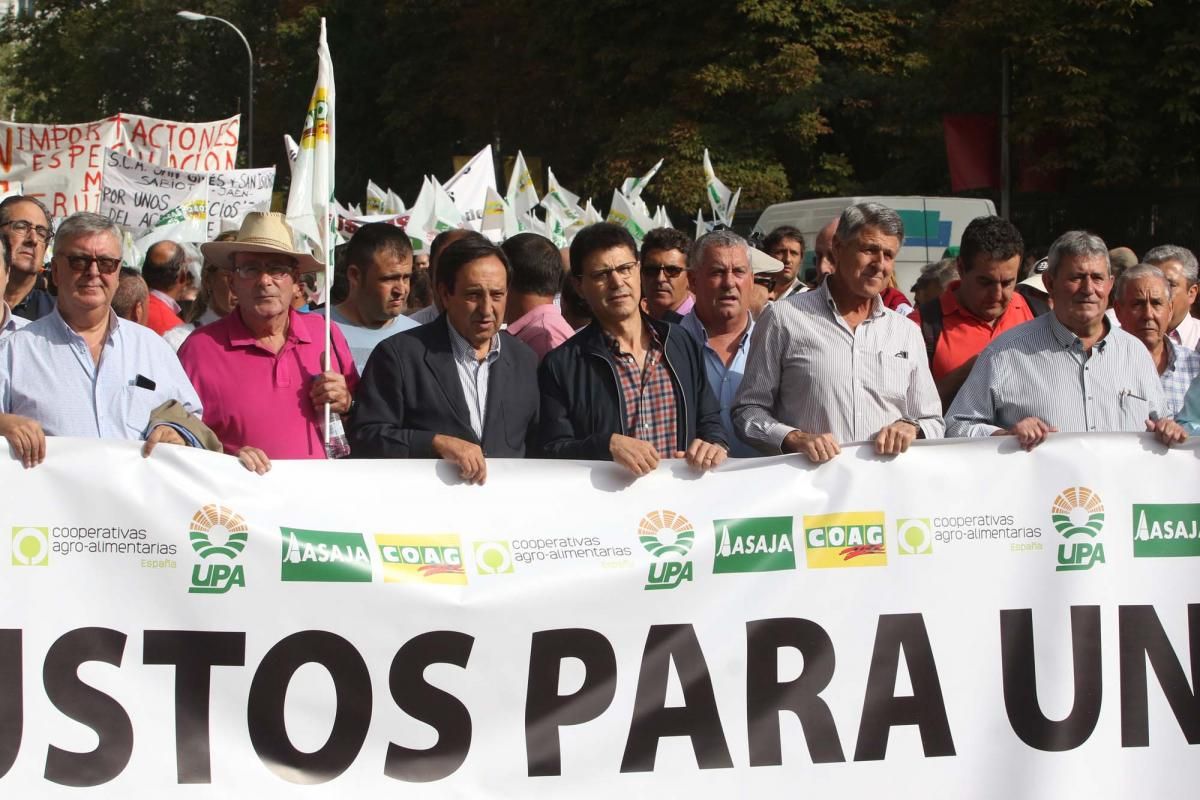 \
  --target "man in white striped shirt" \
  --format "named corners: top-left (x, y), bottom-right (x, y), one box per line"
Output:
top-left (732, 202), bottom-right (943, 463)
top-left (946, 231), bottom-right (1187, 448)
